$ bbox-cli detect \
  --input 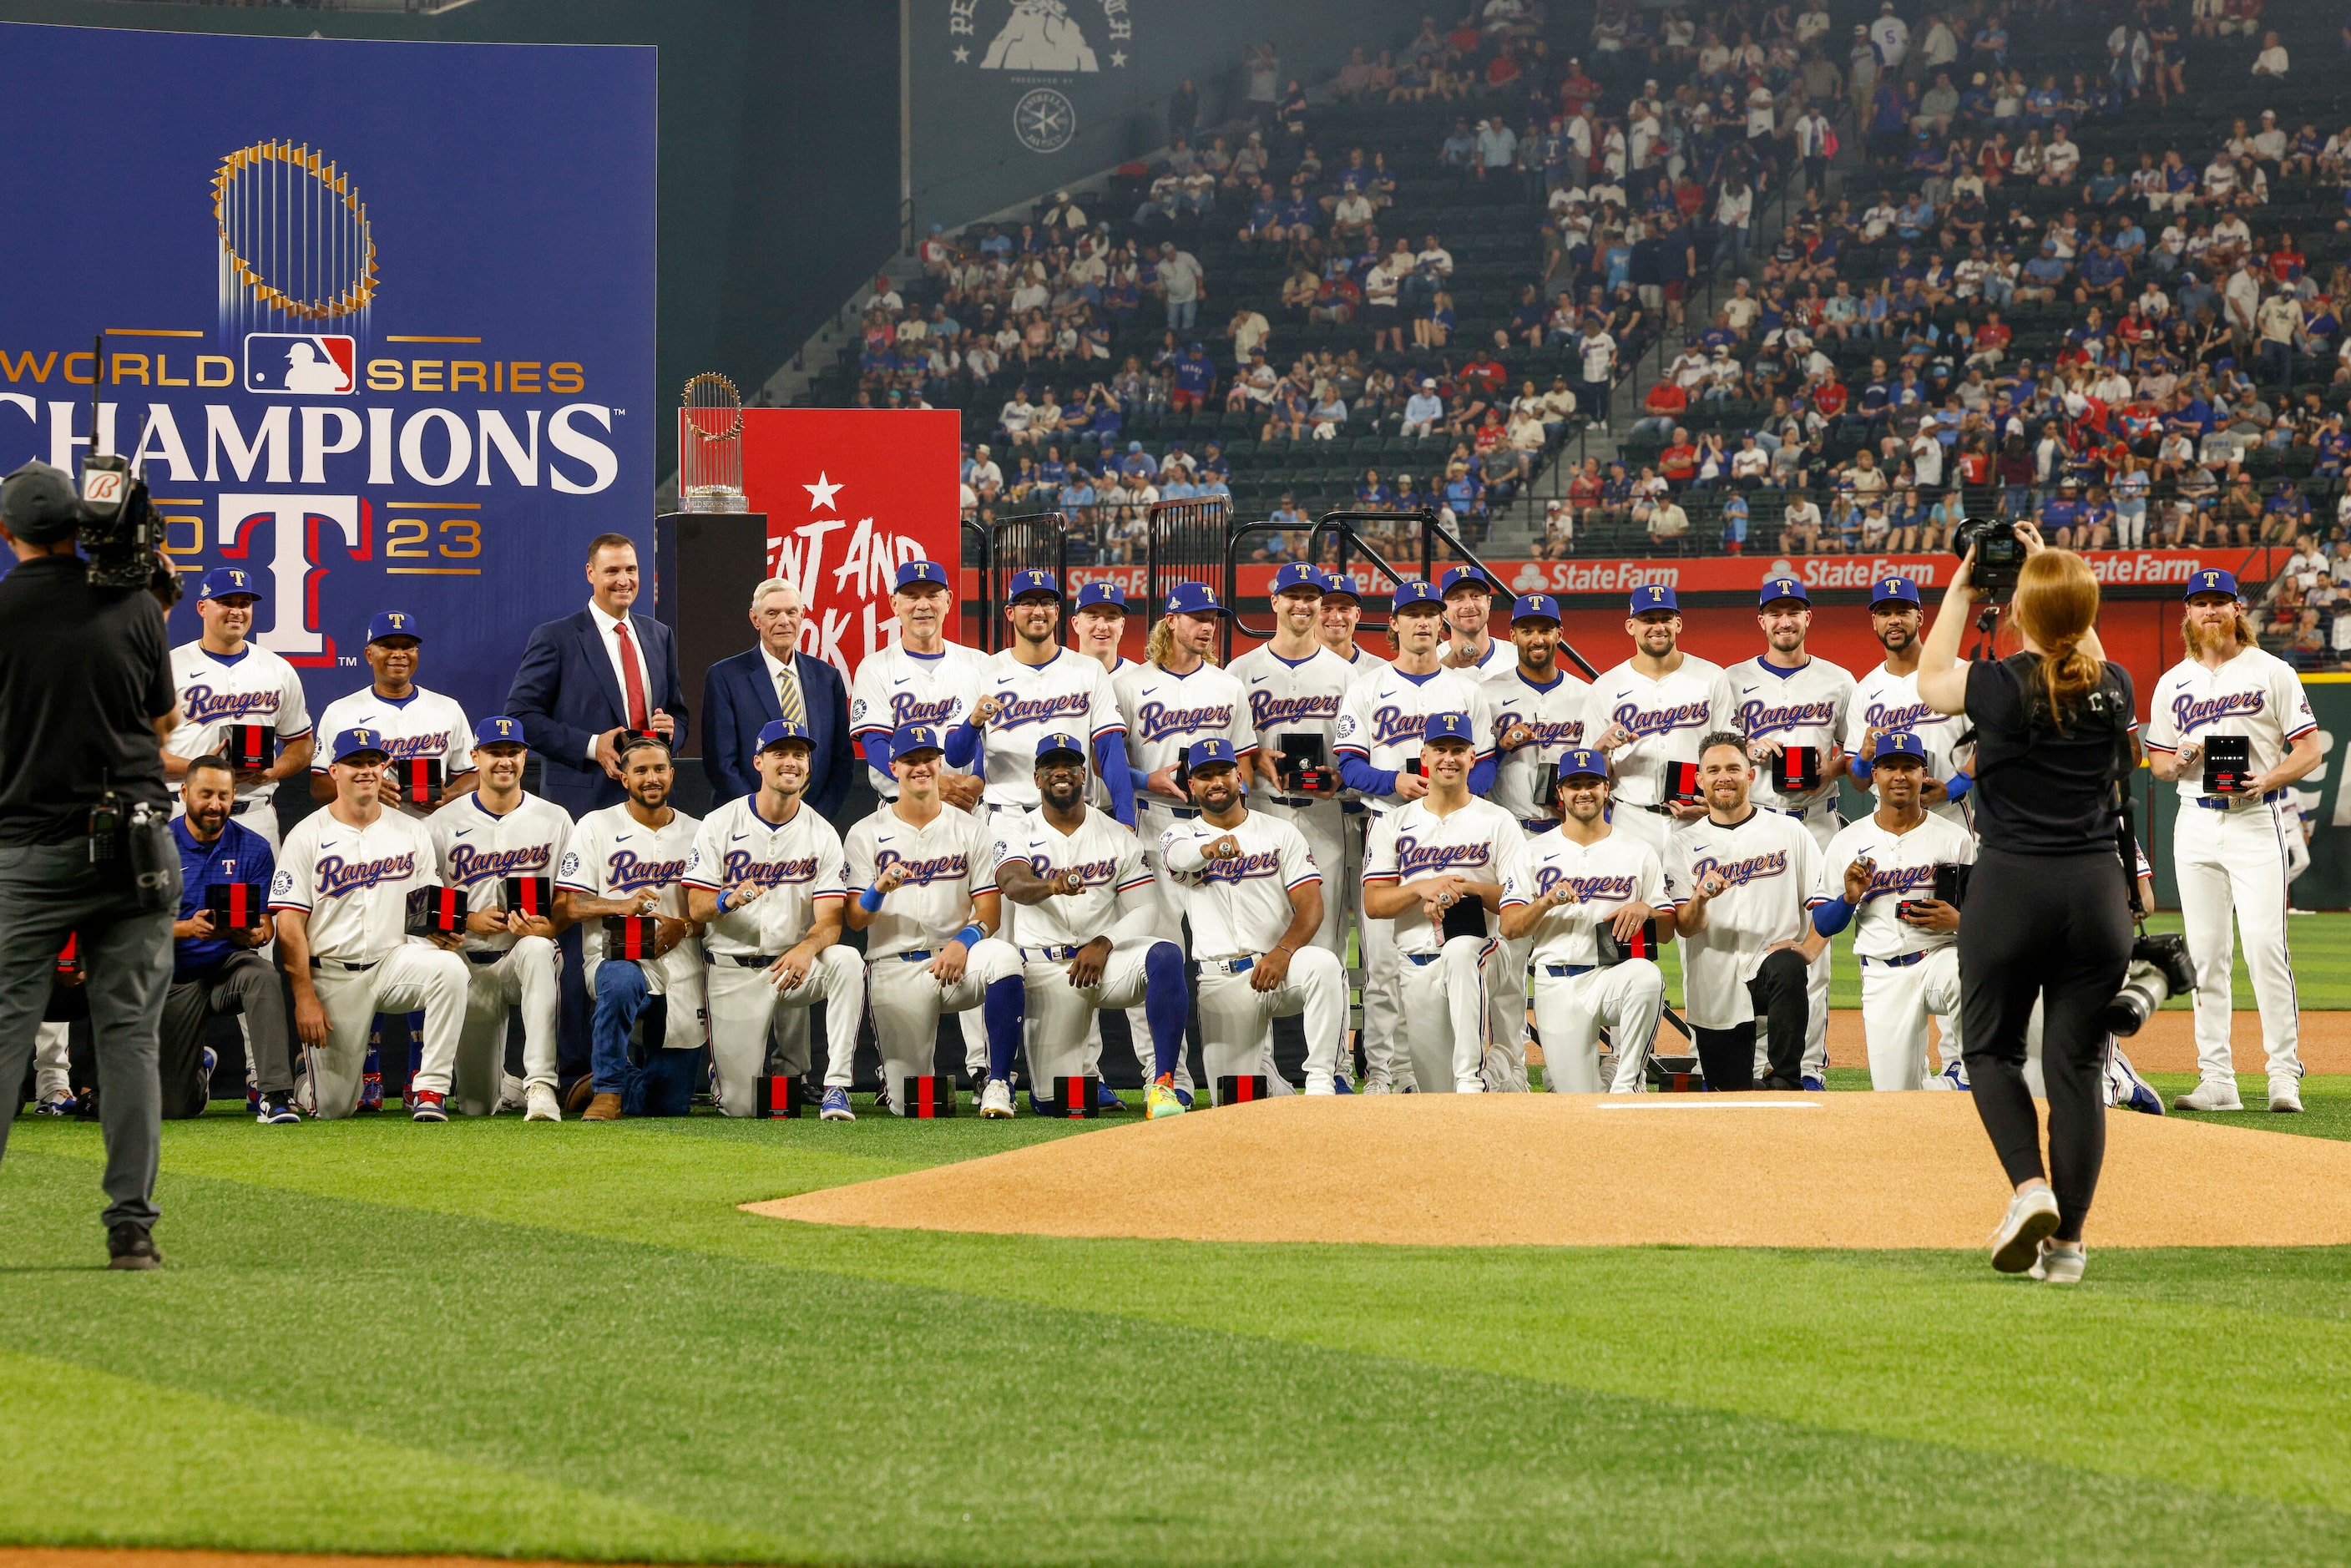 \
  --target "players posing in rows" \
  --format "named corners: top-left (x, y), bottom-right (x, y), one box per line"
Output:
top-left (164, 568), bottom-right (314, 851)
top-left (1845, 577), bottom-right (1974, 833)
top-left (2144, 569), bottom-right (2322, 1114)
top-left (316, 612), bottom-right (478, 818)
top-left (965, 570), bottom-right (1132, 834)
